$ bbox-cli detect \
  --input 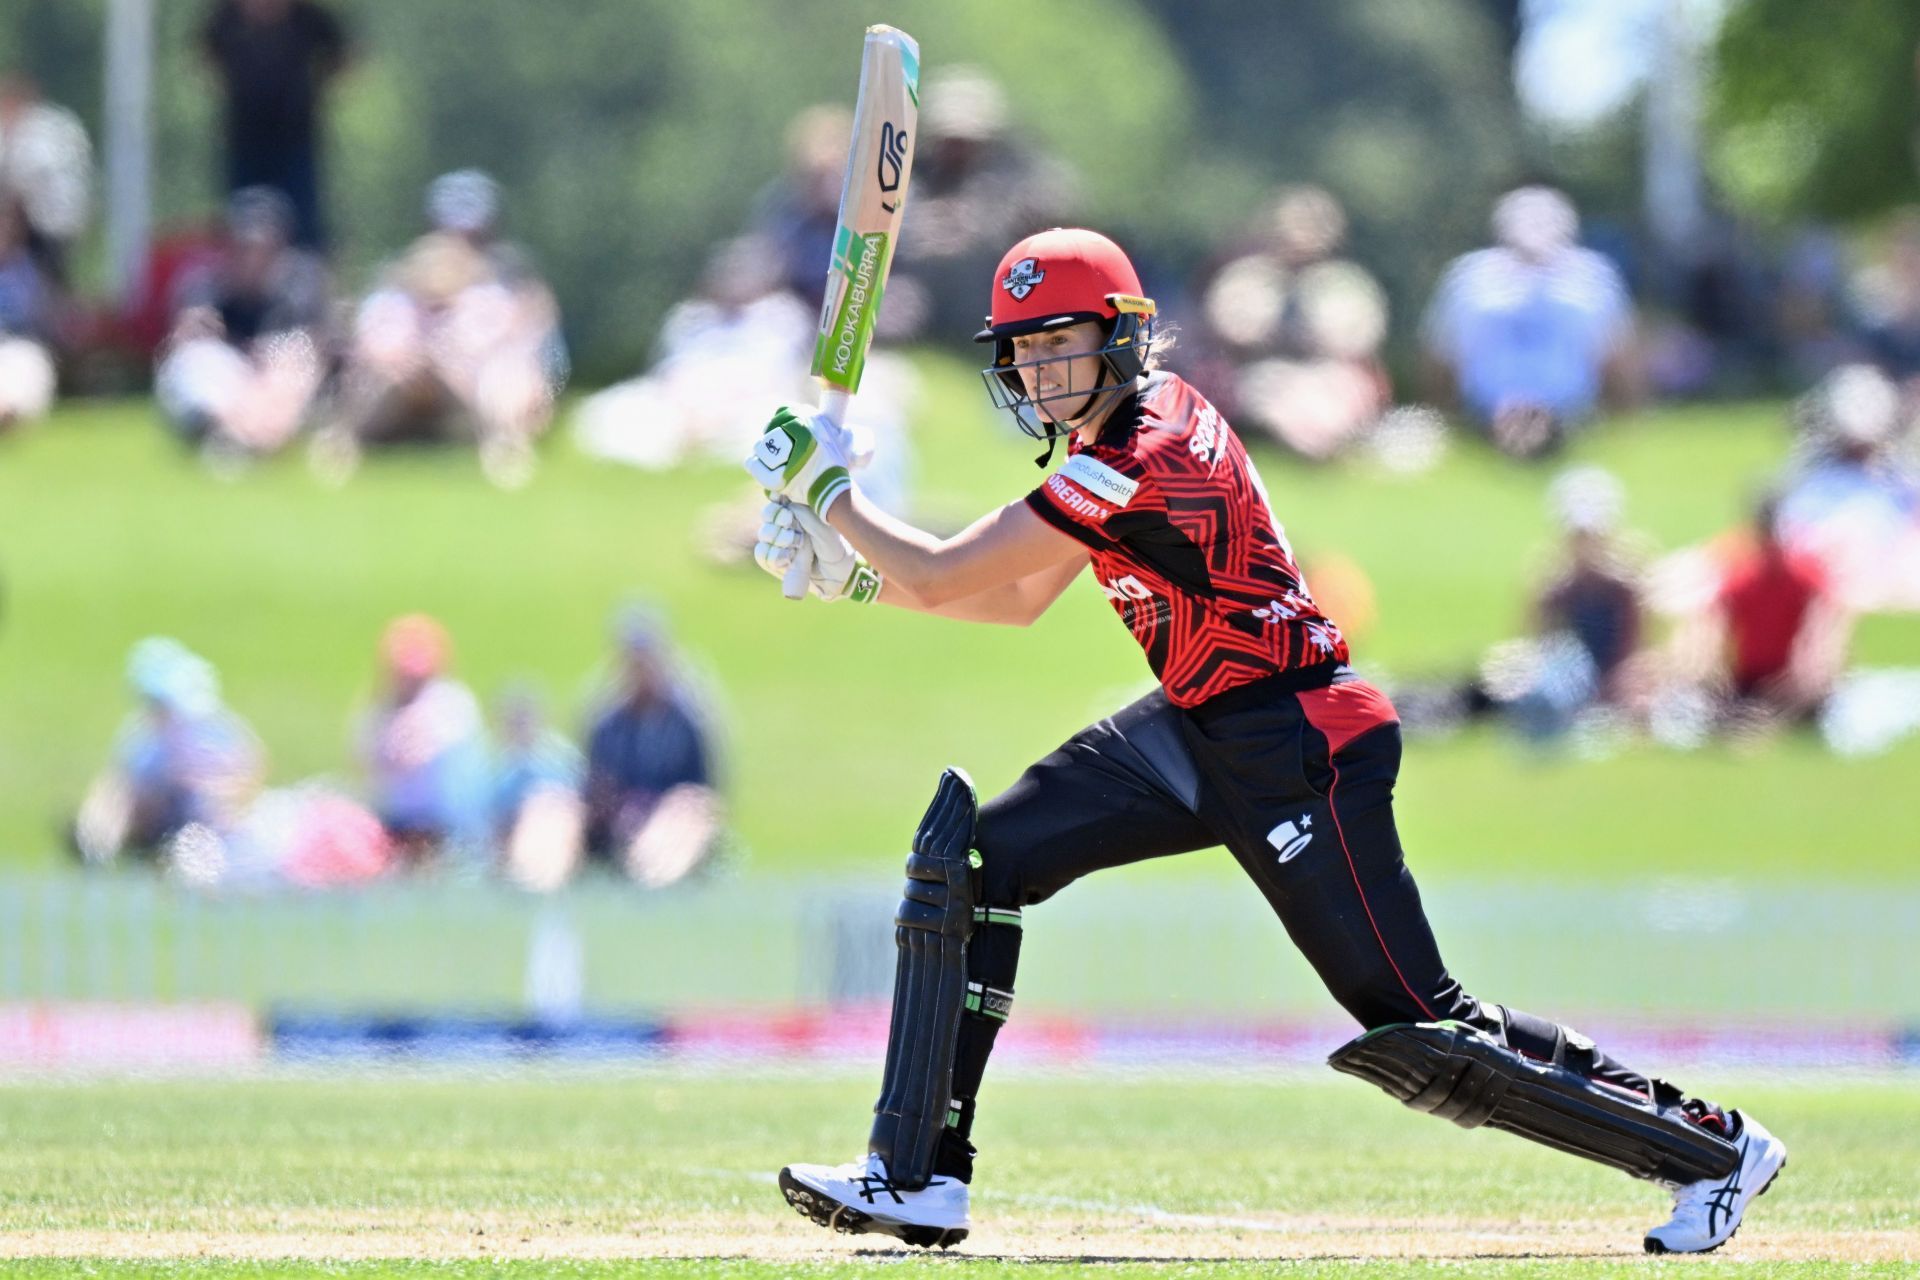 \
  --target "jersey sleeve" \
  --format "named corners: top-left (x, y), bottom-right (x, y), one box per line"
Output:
top-left (1024, 447), bottom-right (1162, 549)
